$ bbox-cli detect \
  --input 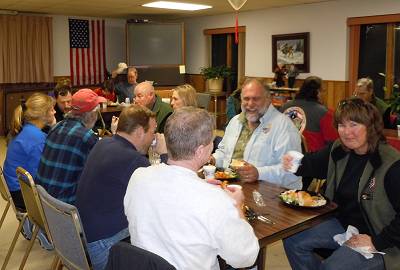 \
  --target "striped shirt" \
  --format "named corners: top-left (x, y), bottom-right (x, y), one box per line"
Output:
top-left (36, 118), bottom-right (98, 204)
